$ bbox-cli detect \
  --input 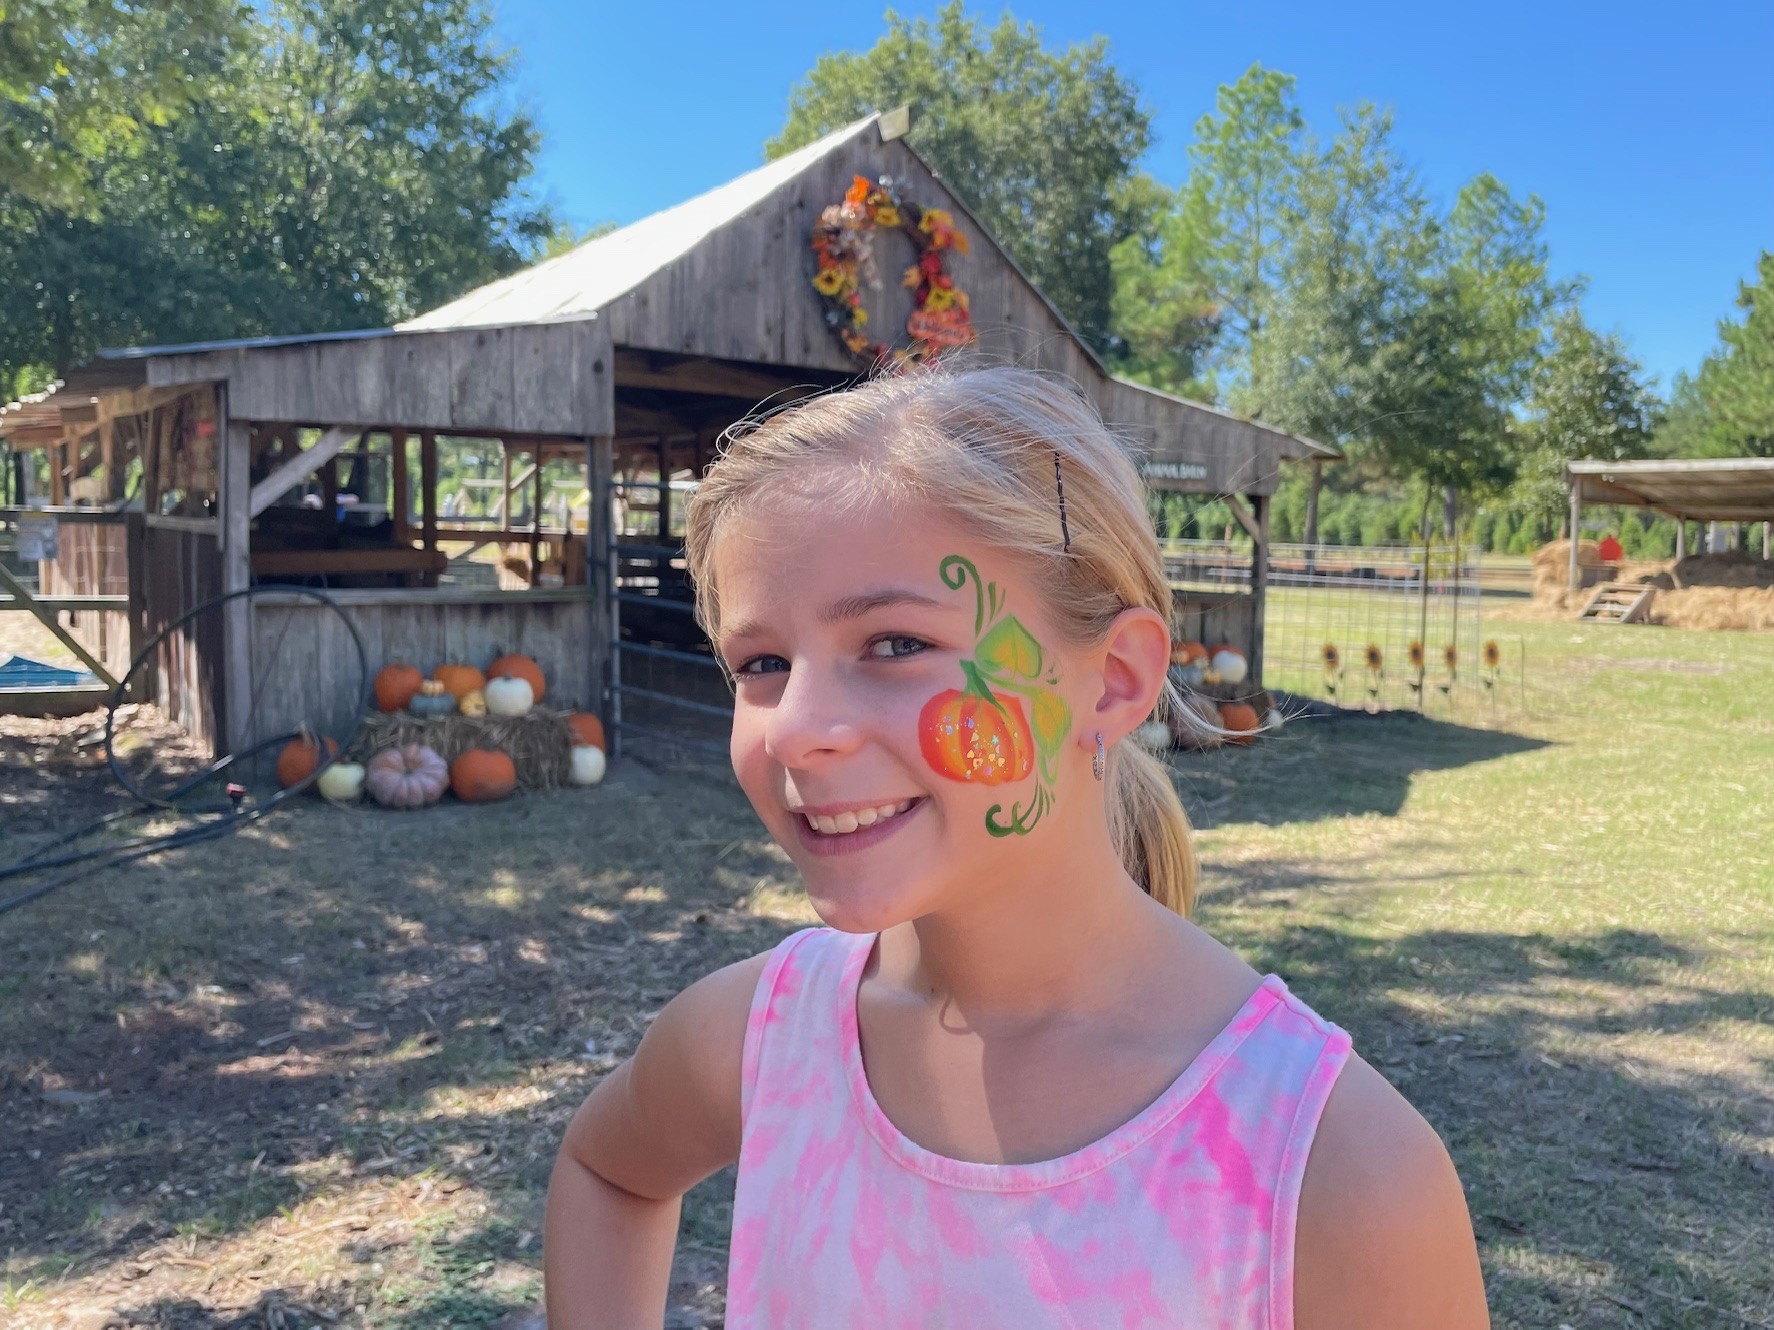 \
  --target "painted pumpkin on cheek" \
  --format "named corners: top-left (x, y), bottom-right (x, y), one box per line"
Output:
top-left (919, 672), bottom-right (1035, 786)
